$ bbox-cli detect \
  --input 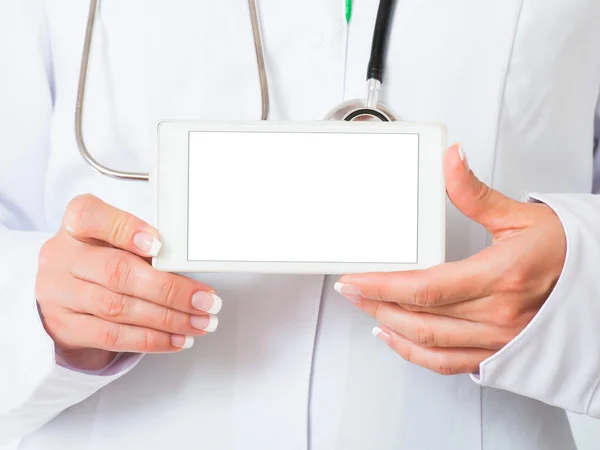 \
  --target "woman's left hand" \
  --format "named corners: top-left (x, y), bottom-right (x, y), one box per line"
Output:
top-left (334, 144), bottom-right (567, 376)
